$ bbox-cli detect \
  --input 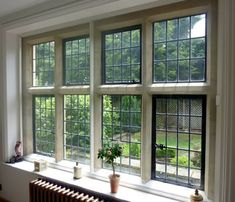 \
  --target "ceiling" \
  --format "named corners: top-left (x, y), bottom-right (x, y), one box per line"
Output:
top-left (0, 0), bottom-right (183, 34)
top-left (0, 0), bottom-right (51, 17)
